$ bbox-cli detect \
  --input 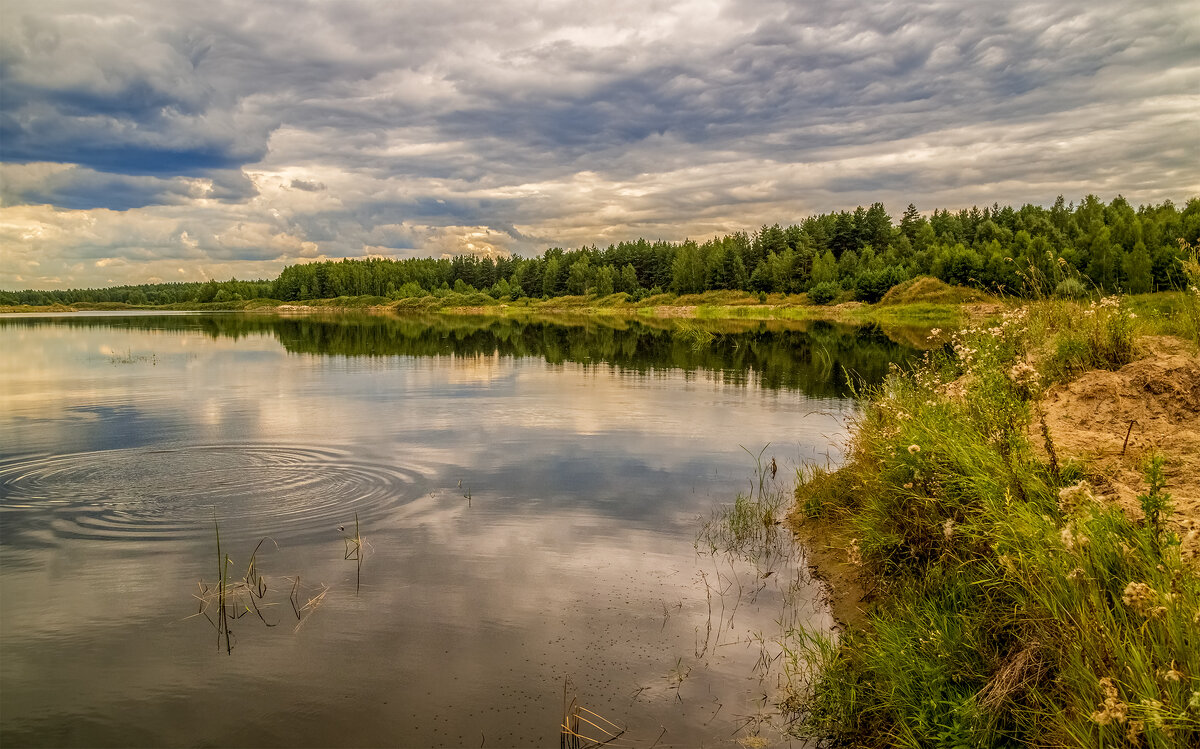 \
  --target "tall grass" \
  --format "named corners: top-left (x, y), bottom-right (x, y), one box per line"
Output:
top-left (786, 297), bottom-right (1200, 746)
top-left (1177, 240), bottom-right (1200, 347)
